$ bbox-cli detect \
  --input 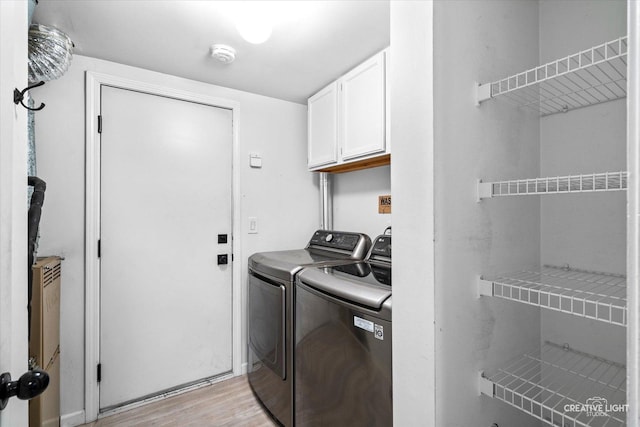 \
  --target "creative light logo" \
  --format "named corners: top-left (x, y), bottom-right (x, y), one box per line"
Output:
top-left (564, 397), bottom-right (628, 417)
top-left (585, 397), bottom-right (608, 417)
